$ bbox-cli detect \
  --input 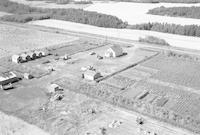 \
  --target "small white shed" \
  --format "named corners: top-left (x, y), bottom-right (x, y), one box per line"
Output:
top-left (83, 70), bottom-right (101, 81)
top-left (48, 84), bottom-right (60, 93)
